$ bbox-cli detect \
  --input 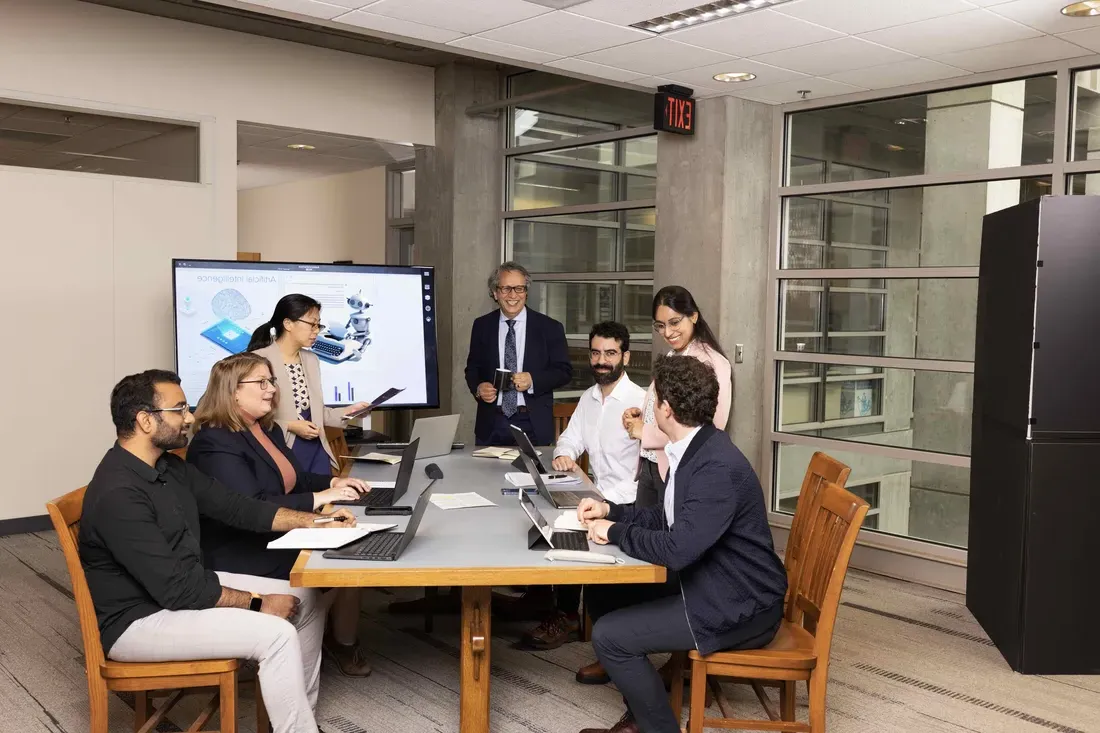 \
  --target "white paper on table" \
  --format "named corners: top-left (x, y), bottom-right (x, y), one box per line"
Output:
top-left (429, 492), bottom-right (497, 510)
top-left (342, 452), bottom-right (401, 464)
top-left (553, 511), bottom-right (587, 532)
top-left (366, 481), bottom-right (396, 489)
top-left (266, 527), bottom-right (372, 550)
top-left (355, 522), bottom-right (399, 532)
top-left (504, 472), bottom-right (581, 488)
